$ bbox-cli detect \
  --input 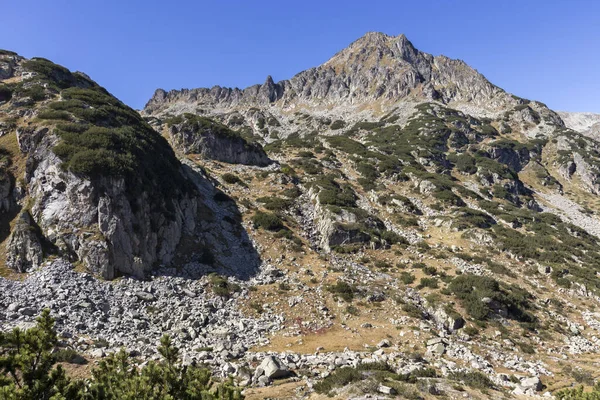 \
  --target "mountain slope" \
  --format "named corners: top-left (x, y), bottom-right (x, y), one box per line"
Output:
top-left (140, 33), bottom-right (600, 396)
top-left (3, 33), bottom-right (600, 399)
top-left (0, 52), bottom-right (260, 279)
